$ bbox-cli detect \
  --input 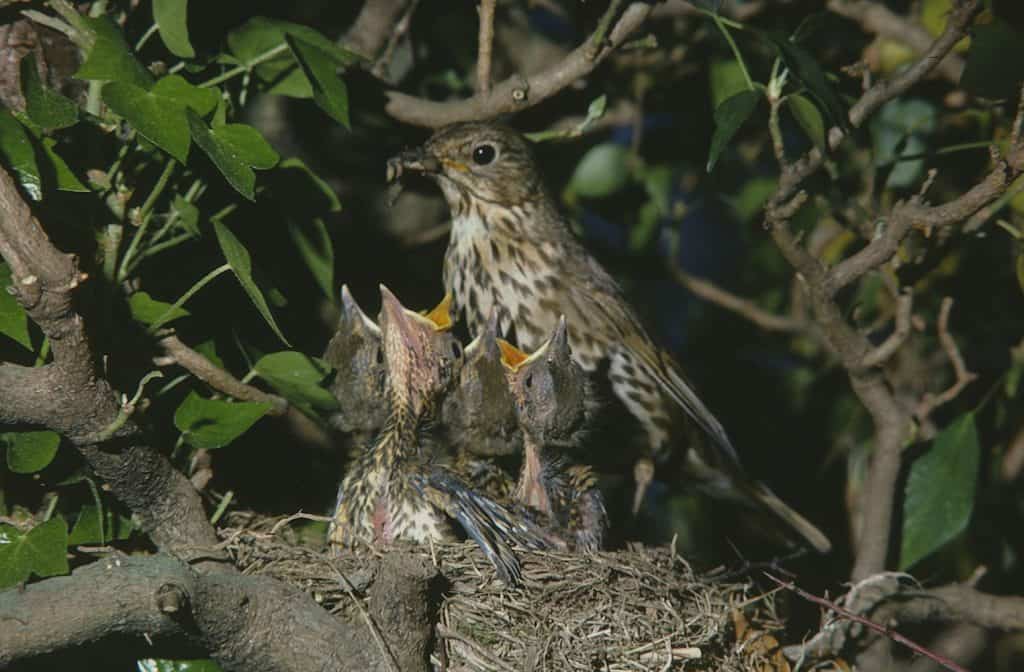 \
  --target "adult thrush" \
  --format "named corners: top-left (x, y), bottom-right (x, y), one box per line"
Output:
top-left (388, 122), bottom-right (830, 553)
